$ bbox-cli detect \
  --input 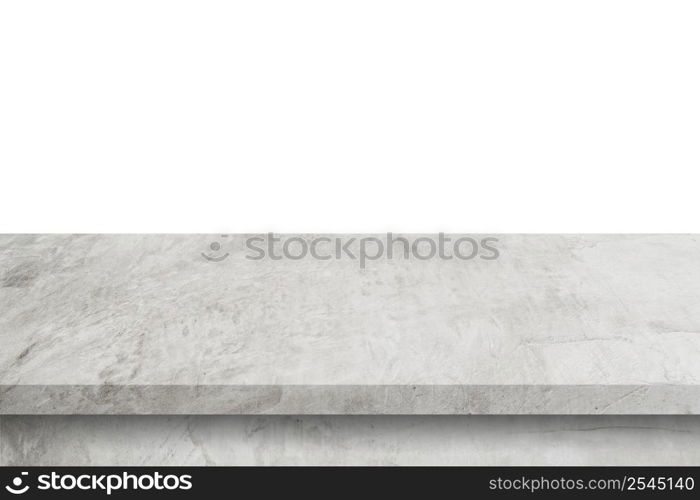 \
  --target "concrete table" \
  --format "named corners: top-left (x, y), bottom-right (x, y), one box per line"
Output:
top-left (2, 234), bottom-right (699, 414)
